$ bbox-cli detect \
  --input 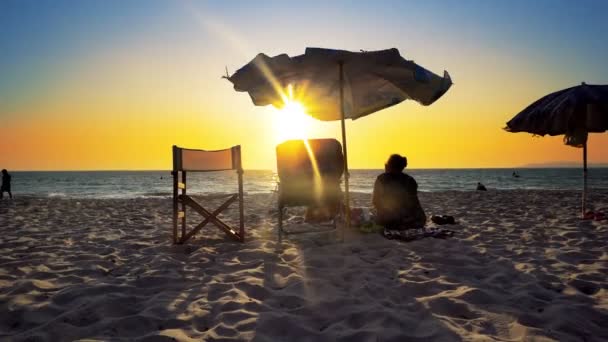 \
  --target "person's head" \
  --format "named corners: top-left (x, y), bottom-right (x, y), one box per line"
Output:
top-left (385, 154), bottom-right (407, 173)
top-left (1, 169), bottom-right (6, 175)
